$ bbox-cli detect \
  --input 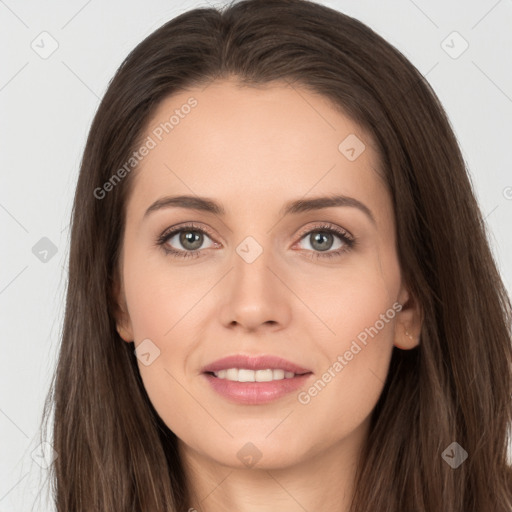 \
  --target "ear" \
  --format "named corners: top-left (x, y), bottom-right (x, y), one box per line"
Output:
top-left (111, 273), bottom-right (134, 343)
top-left (394, 284), bottom-right (422, 350)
